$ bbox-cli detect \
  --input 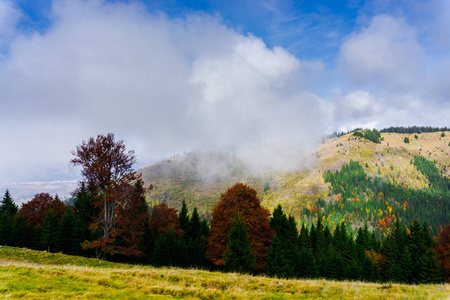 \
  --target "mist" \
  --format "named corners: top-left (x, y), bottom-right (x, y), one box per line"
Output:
top-left (0, 0), bottom-right (327, 186)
